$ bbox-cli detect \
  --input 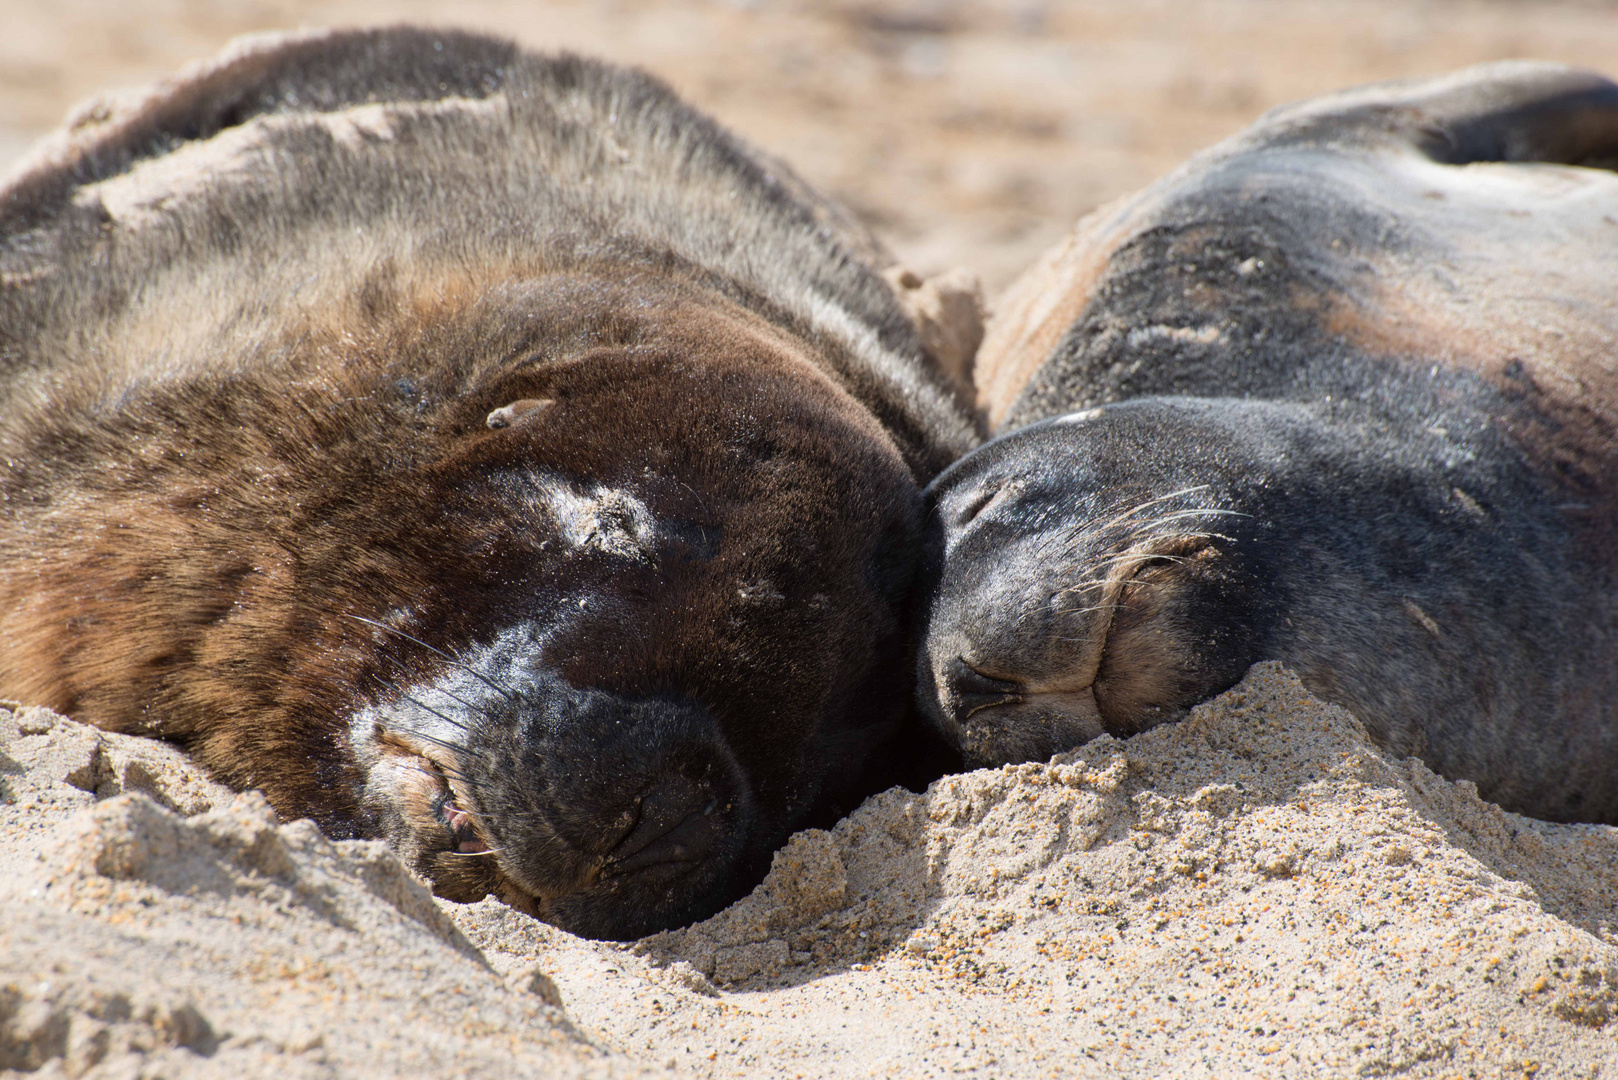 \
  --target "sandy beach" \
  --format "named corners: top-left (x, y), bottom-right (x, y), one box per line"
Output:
top-left (8, 666), bottom-right (1618, 1076)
